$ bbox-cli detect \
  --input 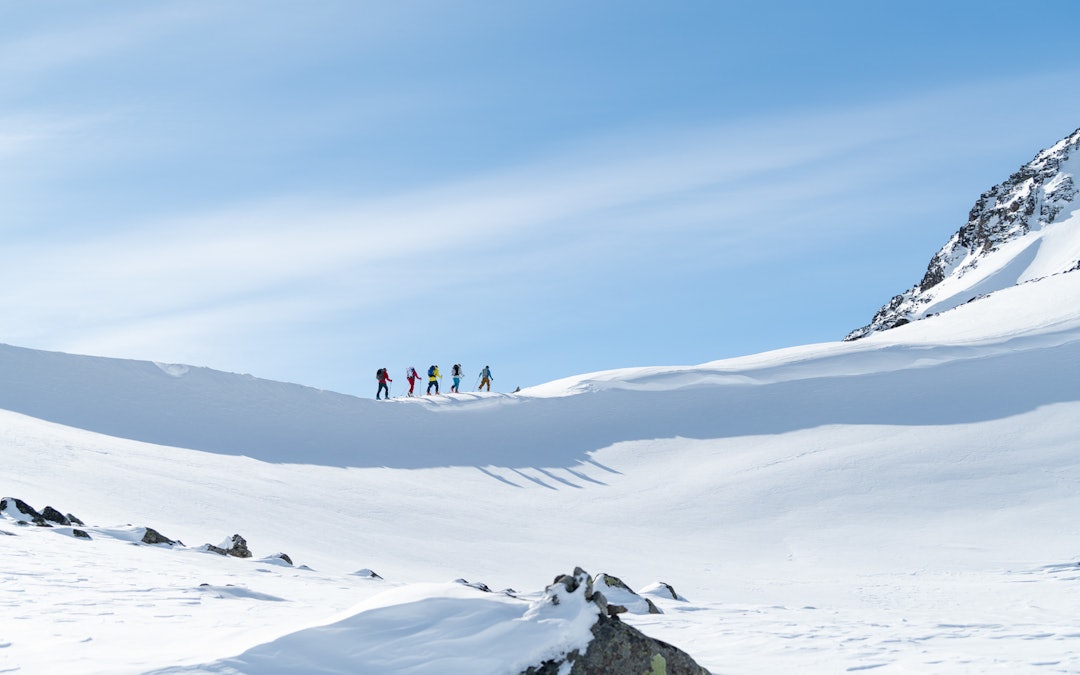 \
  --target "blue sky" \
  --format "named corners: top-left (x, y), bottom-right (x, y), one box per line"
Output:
top-left (3, 1), bottom-right (1080, 395)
